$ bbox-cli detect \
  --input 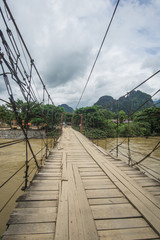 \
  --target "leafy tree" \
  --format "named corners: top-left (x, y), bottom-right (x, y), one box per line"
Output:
top-left (133, 107), bottom-right (160, 135)
top-left (2, 100), bottom-right (64, 130)
top-left (118, 110), bottom-right (127, 124)
top-left (0, 105), bottom-right (14, 128)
